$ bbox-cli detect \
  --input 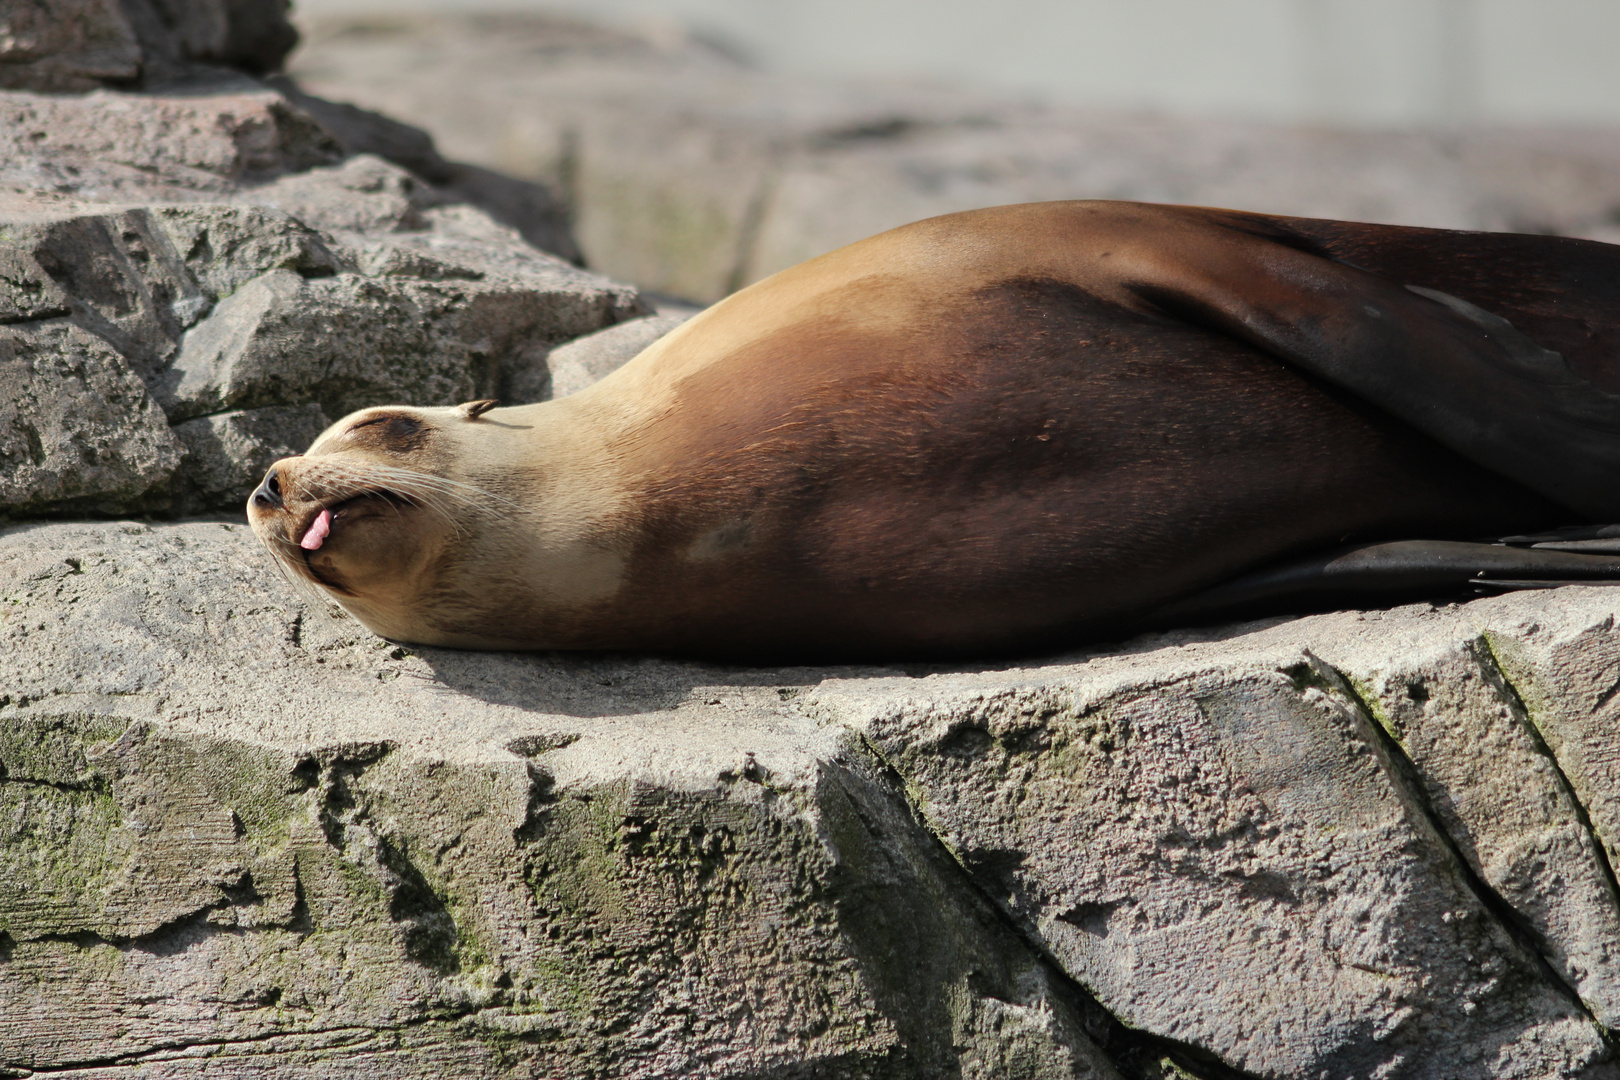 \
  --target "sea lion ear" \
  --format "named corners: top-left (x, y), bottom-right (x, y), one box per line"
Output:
top-left (455, 400), bottom-right (499, 420)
